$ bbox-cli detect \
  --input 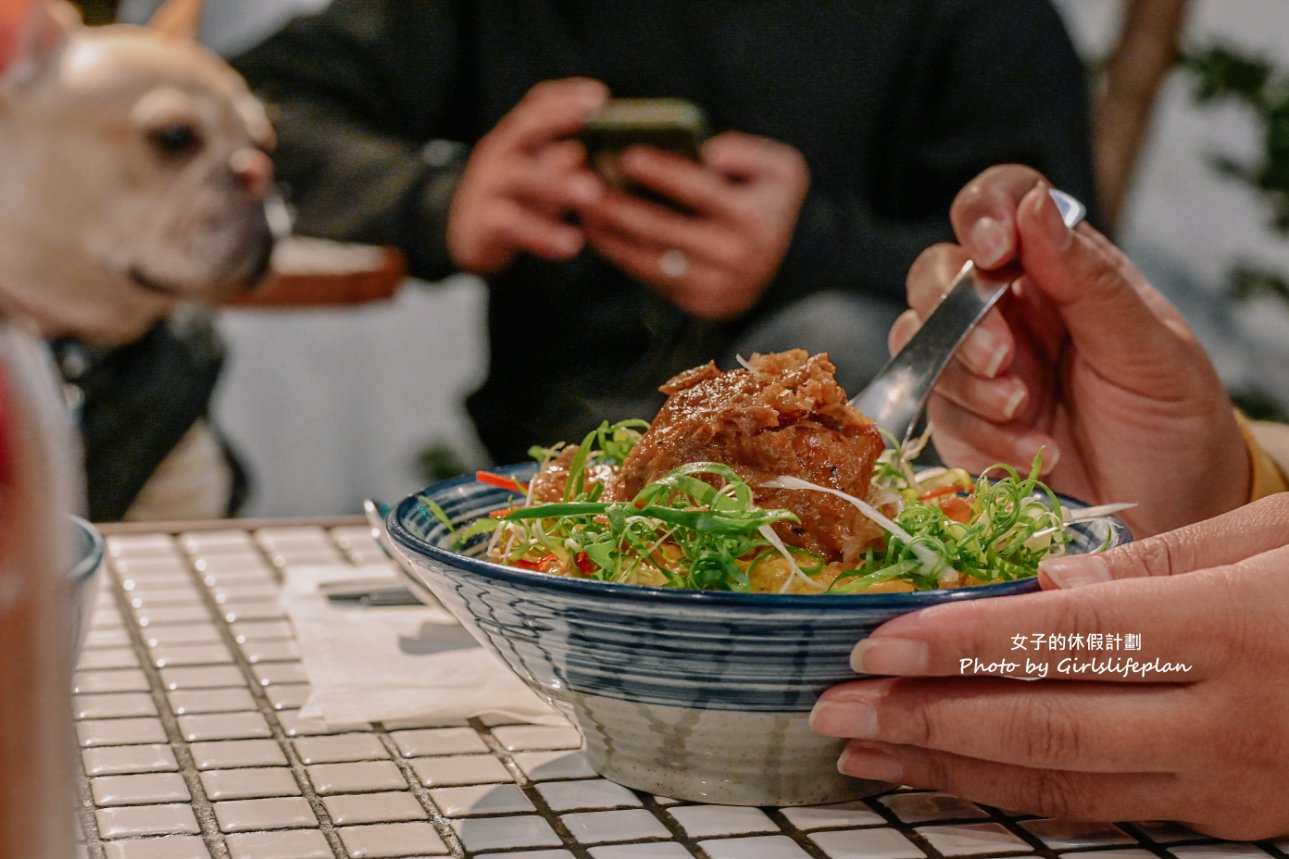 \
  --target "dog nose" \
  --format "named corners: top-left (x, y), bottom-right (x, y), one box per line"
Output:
top-left (230, 149), bottom-right (274, 203)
